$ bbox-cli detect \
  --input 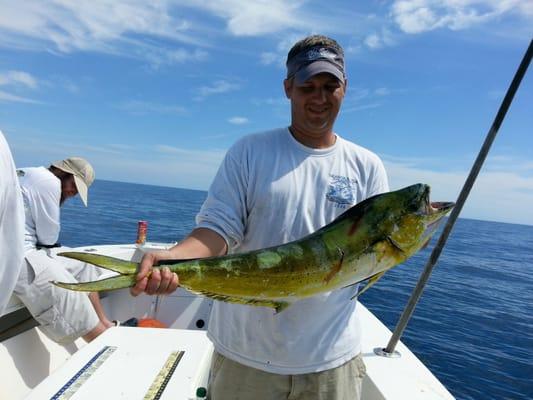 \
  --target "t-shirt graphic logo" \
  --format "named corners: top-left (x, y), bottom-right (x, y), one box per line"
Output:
top-left (326, 175), bottom-right (357, 207)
